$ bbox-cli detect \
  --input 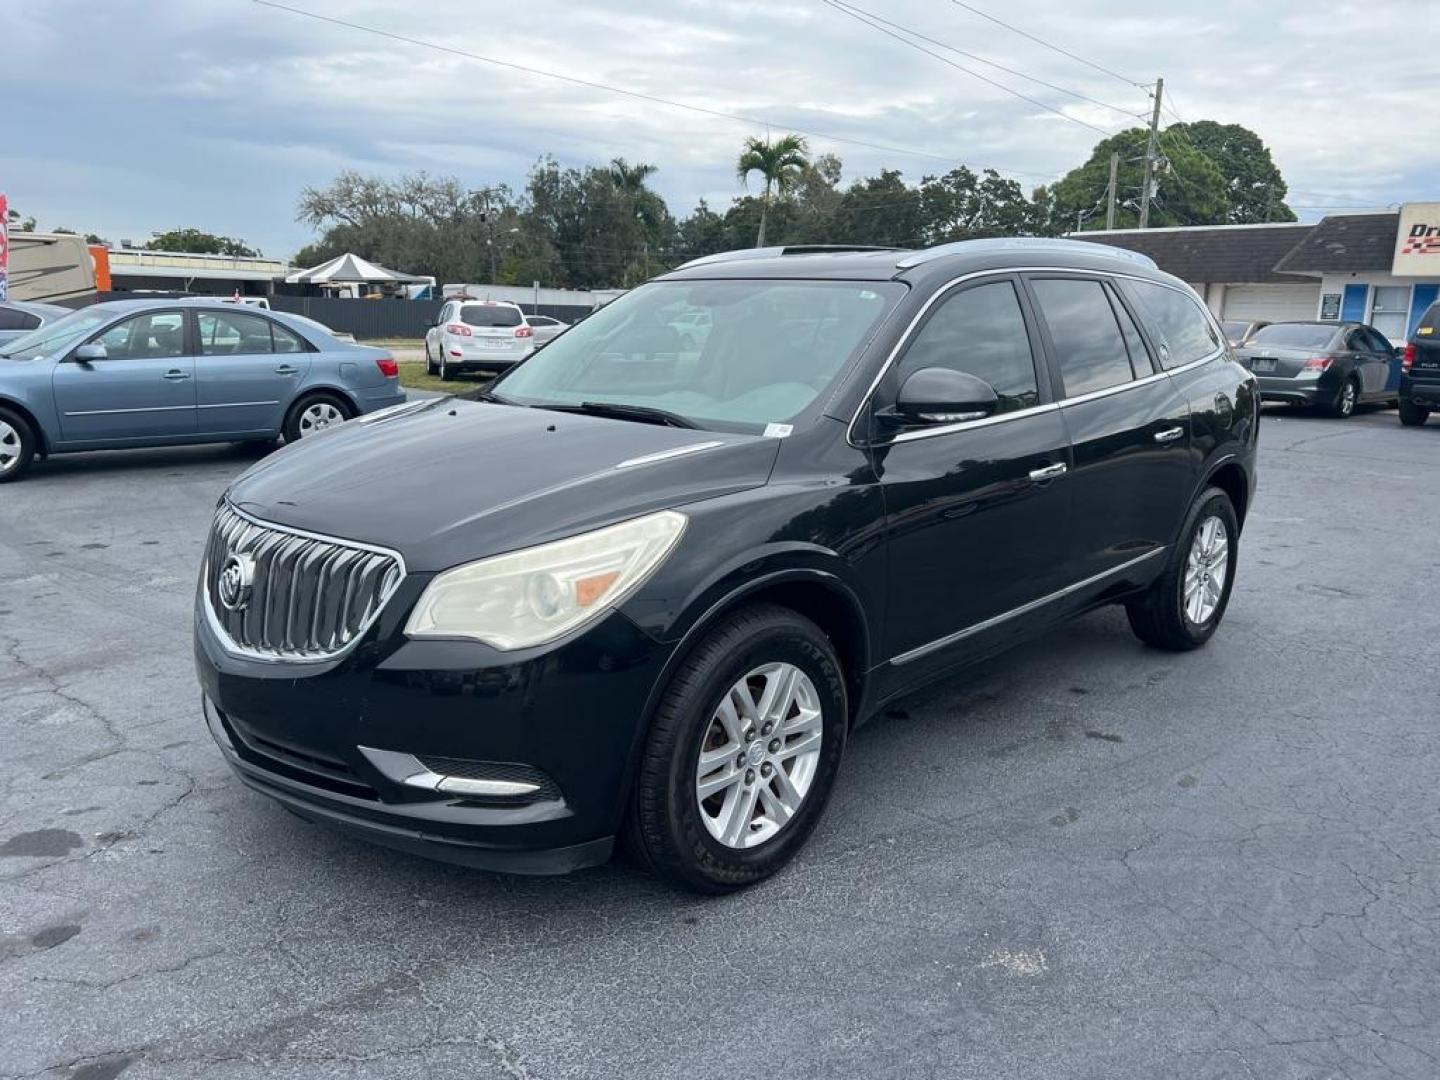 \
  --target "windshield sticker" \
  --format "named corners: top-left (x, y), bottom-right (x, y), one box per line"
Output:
top-left (763, 423), bottom-right (794, 438)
